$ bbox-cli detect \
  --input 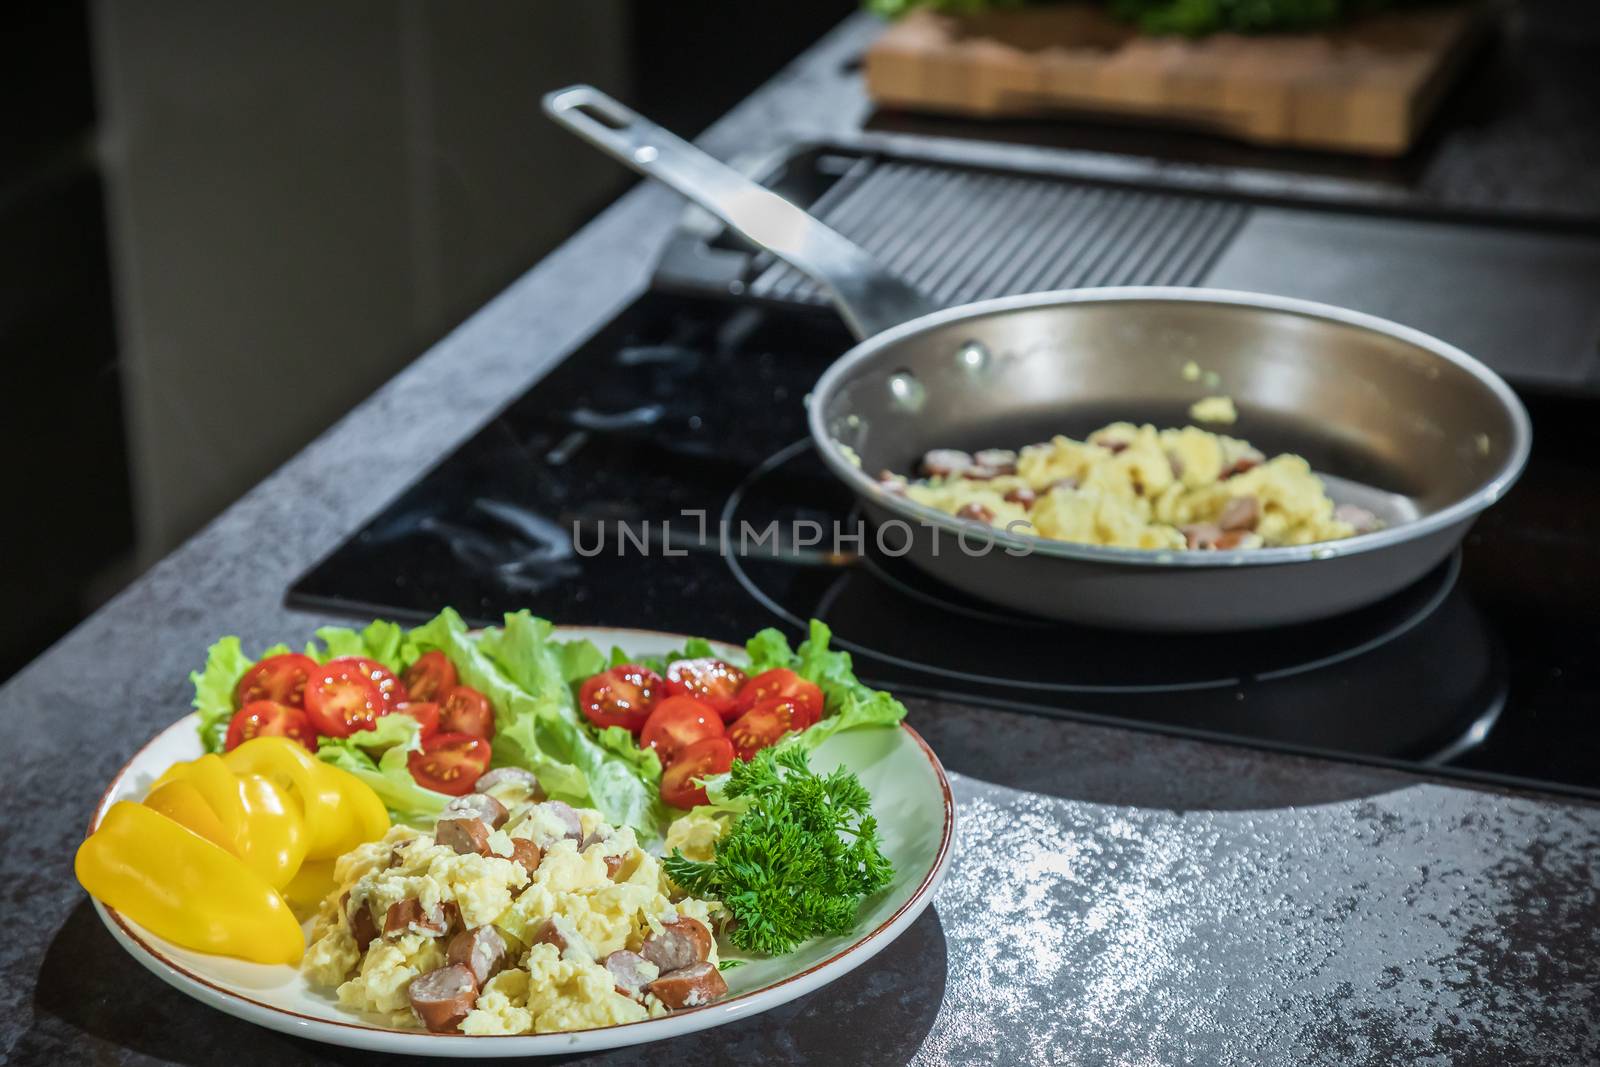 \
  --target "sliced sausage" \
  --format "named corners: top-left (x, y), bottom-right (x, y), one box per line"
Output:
top-left (920, 449), bottom-right (972, 478)
top-left (1334, 503), bottom-right (1380, 533)
top-left (1214, 530), bottom-right (1251, 550)
top-left (1002, 486), bottom-right (1037, 508)
top-left (974, 449), bottom-right (1018, 475)
top-left (530, 918), bottom-right (569, 953)
top-left (444, 793), bottom-right (509, 830)
top-left (385, 898), bottom-right (449, 938)
top-left (604, 950), bottom-right (659, 1001)
top-left (525, 801), bottom-right (585, 849)
top-left (954, 503), bottom-right (994, 524)
top-left (436, 817), bottom-right (492, 857)
top-left (581, 830), bottom-right (629, 877)
top-left (408, 964), bottom-right (479, 1033)
top-left (446, 925), bottom-right (509, 987)
top-left (1182, 522), bottom-right (1223, 550)
top-left (473, 766), bottom-right (545, 800)
top-left (640, 917), bottom-right (712, 973)
top-left (1218, 495), bottom-right (1260, 532)
top-left (509, 837), bottom-right (542, 877)
top-left (342, 892), bottom-right (379, 952)
top-left (1220, 451), bottom-right (1264, 479)
top-left (647, 961), bottom-right (728, 1010)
